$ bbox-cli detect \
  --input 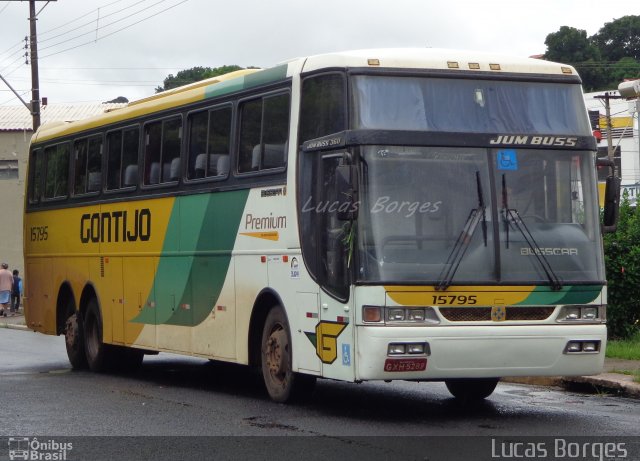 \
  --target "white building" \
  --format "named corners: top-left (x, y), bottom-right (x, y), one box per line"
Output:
top-left (584, 90), bottom-right (639, 203)
top-left (0, 103), bottom-right (126, 275)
